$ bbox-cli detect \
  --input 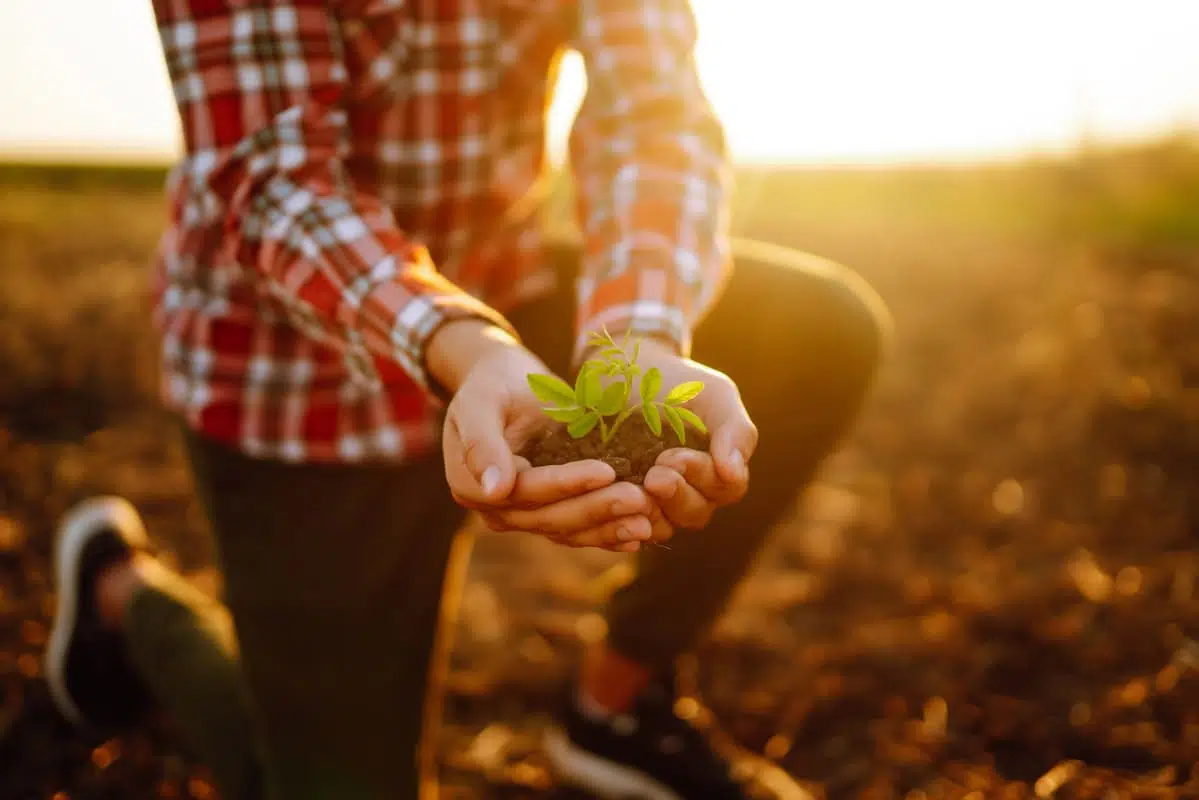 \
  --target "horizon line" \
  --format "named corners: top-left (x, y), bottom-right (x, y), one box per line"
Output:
top-left (0, 129), bottom-right (1192, 172)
